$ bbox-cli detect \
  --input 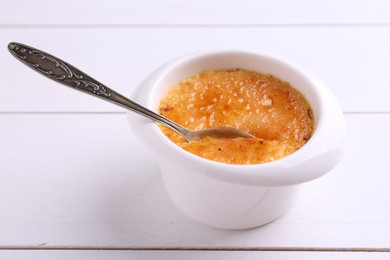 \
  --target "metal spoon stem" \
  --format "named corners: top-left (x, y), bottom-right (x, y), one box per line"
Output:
top-left (8, 42), bottom-right (253, 142)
